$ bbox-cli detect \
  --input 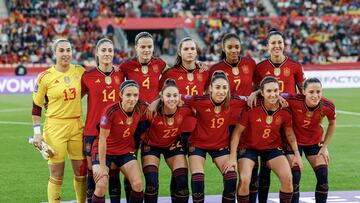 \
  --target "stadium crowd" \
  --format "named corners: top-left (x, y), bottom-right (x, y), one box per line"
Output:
top-left (0, 0), bottom-right (359, 66)
top-left (196, 15), bottom-right (360, 64)
top-left (271, 0), bottom-right (360, 16)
